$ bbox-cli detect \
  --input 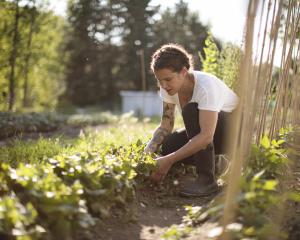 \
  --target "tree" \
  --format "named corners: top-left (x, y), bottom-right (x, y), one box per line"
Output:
top-left (152, 0), bottom-right (210, 71)
top-left (0, 0), bottom-right (66, 111)
top-left (8, 0), bottom-right (20, 111)
top-left (121, 0), bottom-right (158, 91)
top-left (0, 0), bottom-right (14, 110)
top-left (64, 0), bottom-right (126, 106)
top-left (22, 0), bottom-right (37, 107)
top-left (64, 0), bottom-right (103, 106)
